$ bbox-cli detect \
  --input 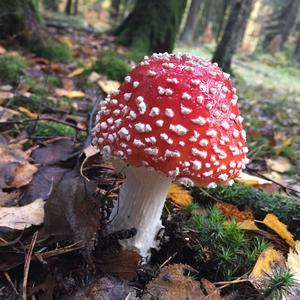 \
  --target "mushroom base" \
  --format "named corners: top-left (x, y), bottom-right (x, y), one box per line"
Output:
top-left (109, 163), bottom-right (173, 258)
